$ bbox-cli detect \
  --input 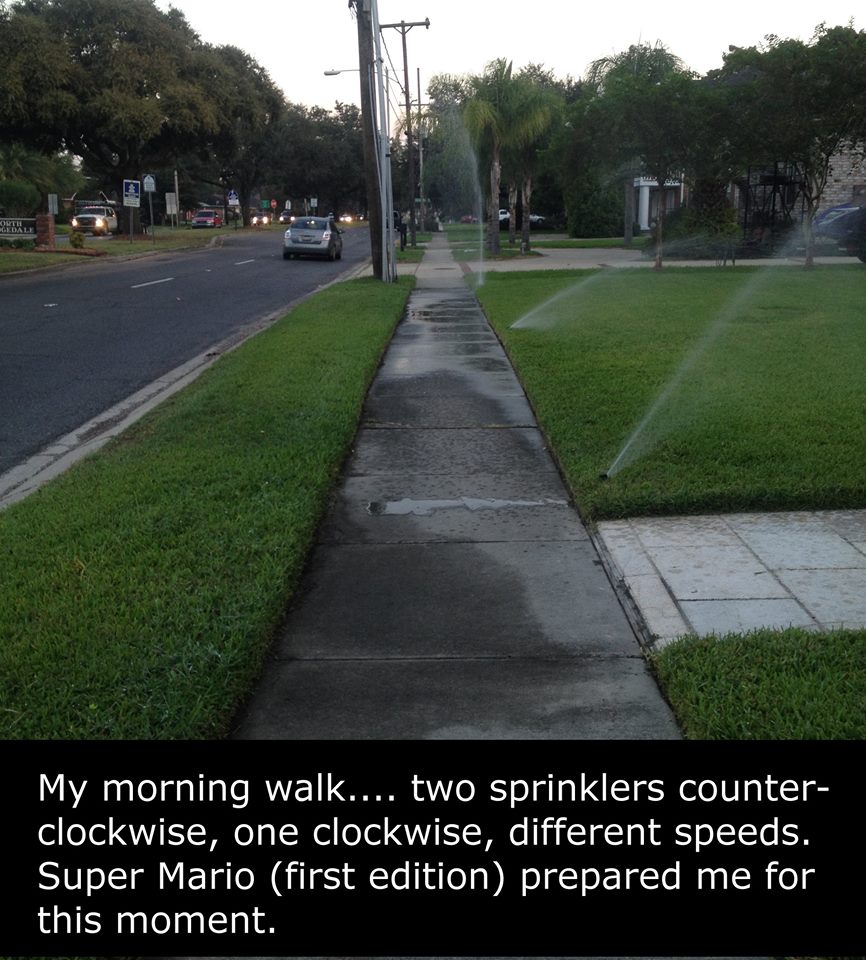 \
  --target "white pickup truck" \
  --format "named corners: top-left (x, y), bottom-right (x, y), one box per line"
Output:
top-left (70, 205), bottom-right (119, 236)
